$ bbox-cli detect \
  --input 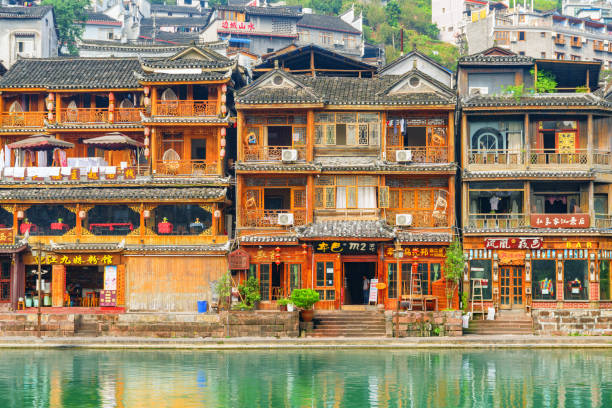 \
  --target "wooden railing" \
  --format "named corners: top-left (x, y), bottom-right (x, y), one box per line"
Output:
top-left (593, 150), bottom-right (611, 166)
top-left (385, 209), bottom-right (450, 228)
top-left (595, 214), bottom-right (612, 229)
top-left (468, 149), bottom-right (523, 166)
top-left (385, 146), bottom-right (449, 163)
top-left (529, 149), bottom-right (588, 166)
top-left (0, 112), bottom-right (45, 128)
top-left (60, 108), bottom-right (108, 123)
top-left (467, 213), bottom-right (528, 229)
top-left (242, 209), bottom-right (307, 228)
top-left (243, 145), bottom-right (307, 161)
top-left (570, 37), bottom-right (582, 47)
top-left (156, 100), bottom-right (217, 117)
top-left (154, 160), bottom-right (218, 176)
top-left (554, 35), bottom-right (565, 45)
top-left (114, 108), bottom-right (142, 123)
